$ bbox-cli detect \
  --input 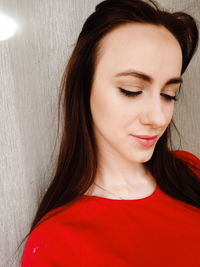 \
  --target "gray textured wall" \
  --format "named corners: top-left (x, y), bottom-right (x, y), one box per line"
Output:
top-left (0, 0), bottom-right (199, 266)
